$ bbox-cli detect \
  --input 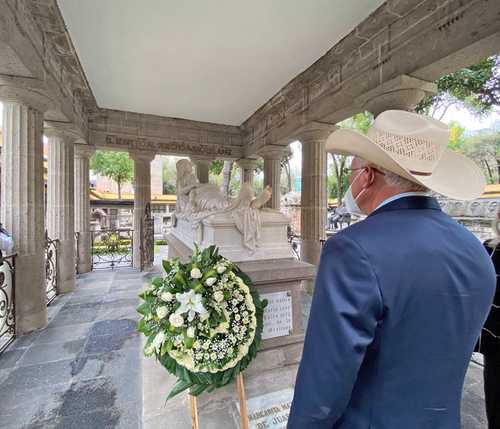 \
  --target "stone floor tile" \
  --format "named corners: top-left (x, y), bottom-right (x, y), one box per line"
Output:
top-left (0, 348), bottom-right (27, 369)
top-left (18, 339), bottom-right (87, 367)
top-left (35, 322), bottom-right (93, 346)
